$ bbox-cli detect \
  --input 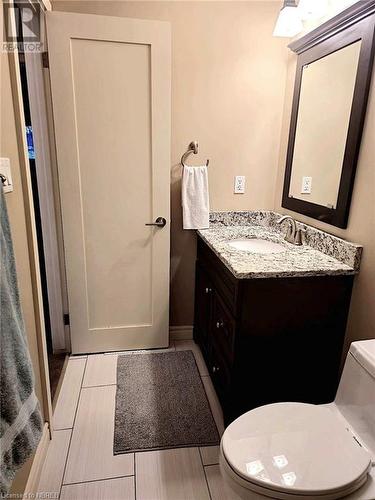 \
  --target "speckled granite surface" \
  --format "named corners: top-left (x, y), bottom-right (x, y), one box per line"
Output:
top-left (196, 211), bottom-right (362, 279)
